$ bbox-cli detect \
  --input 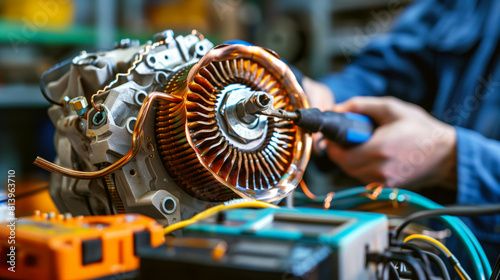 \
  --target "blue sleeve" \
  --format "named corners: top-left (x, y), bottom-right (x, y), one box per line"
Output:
top-left (455, 126), bottom-right (500, 243)
top-left (320, 0), bottom-right (481, 105)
